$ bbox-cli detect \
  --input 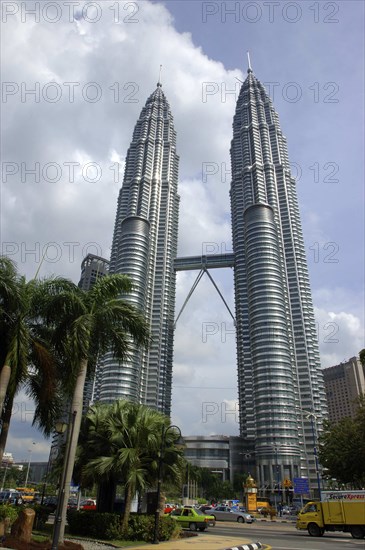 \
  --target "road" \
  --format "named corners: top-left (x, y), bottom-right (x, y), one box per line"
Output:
top-left (205, 521), bottom-right (364, 549)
